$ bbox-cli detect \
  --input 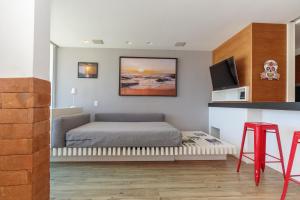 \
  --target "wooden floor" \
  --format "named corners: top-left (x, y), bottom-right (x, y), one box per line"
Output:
top-left (50, 156), bottom-right (299, 200)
